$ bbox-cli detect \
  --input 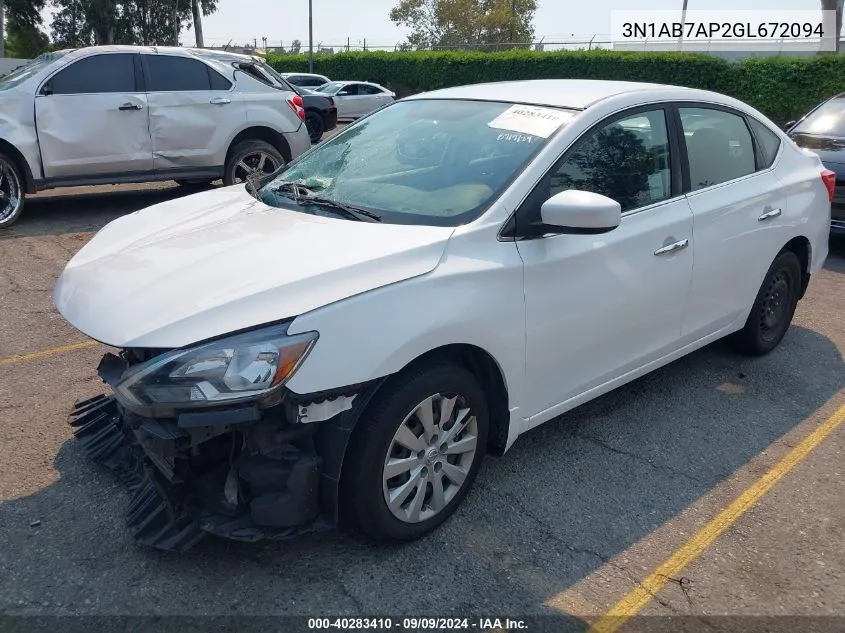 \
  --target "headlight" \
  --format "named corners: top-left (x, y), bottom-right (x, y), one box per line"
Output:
top-left (114, 323), bottom-right (317, 410)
